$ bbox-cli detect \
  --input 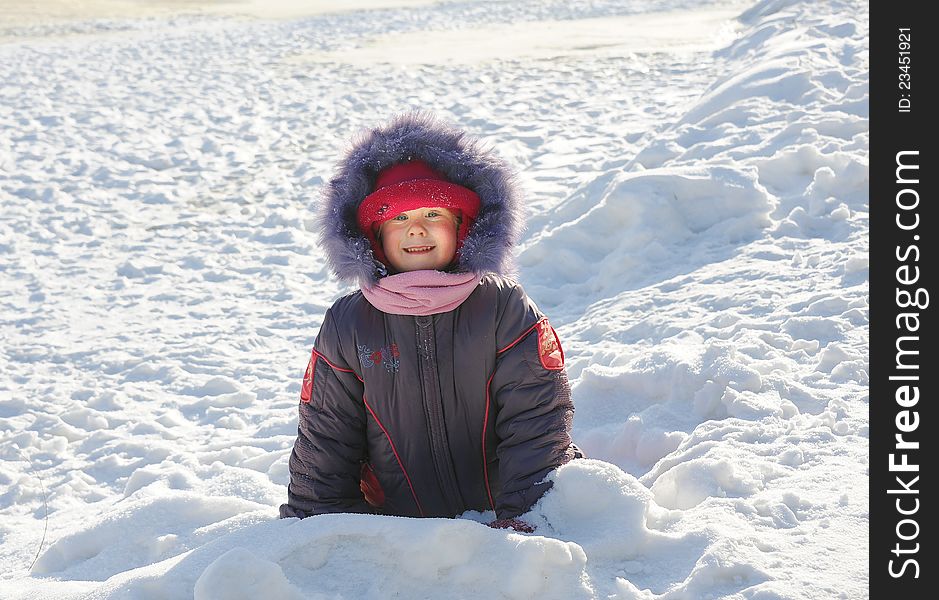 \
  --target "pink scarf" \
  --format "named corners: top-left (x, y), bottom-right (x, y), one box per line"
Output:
top-left (361, 270), bottom-right (484, 315)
